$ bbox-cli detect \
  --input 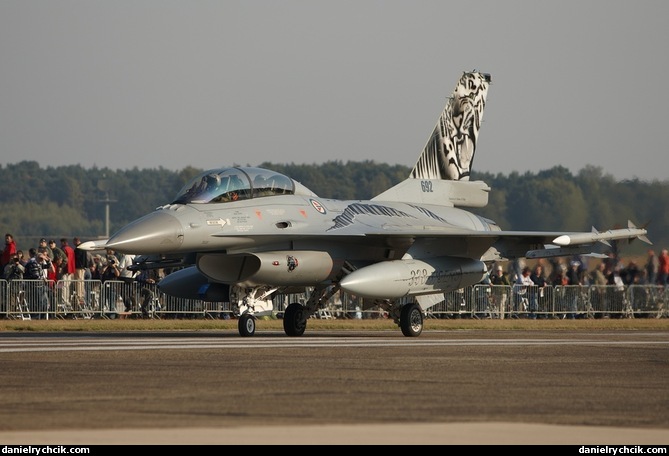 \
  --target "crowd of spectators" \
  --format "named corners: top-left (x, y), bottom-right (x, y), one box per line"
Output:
top-left (1, 232), bottom-right (166, 318)
top-left (484, 248), bottom-right (669, 291)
